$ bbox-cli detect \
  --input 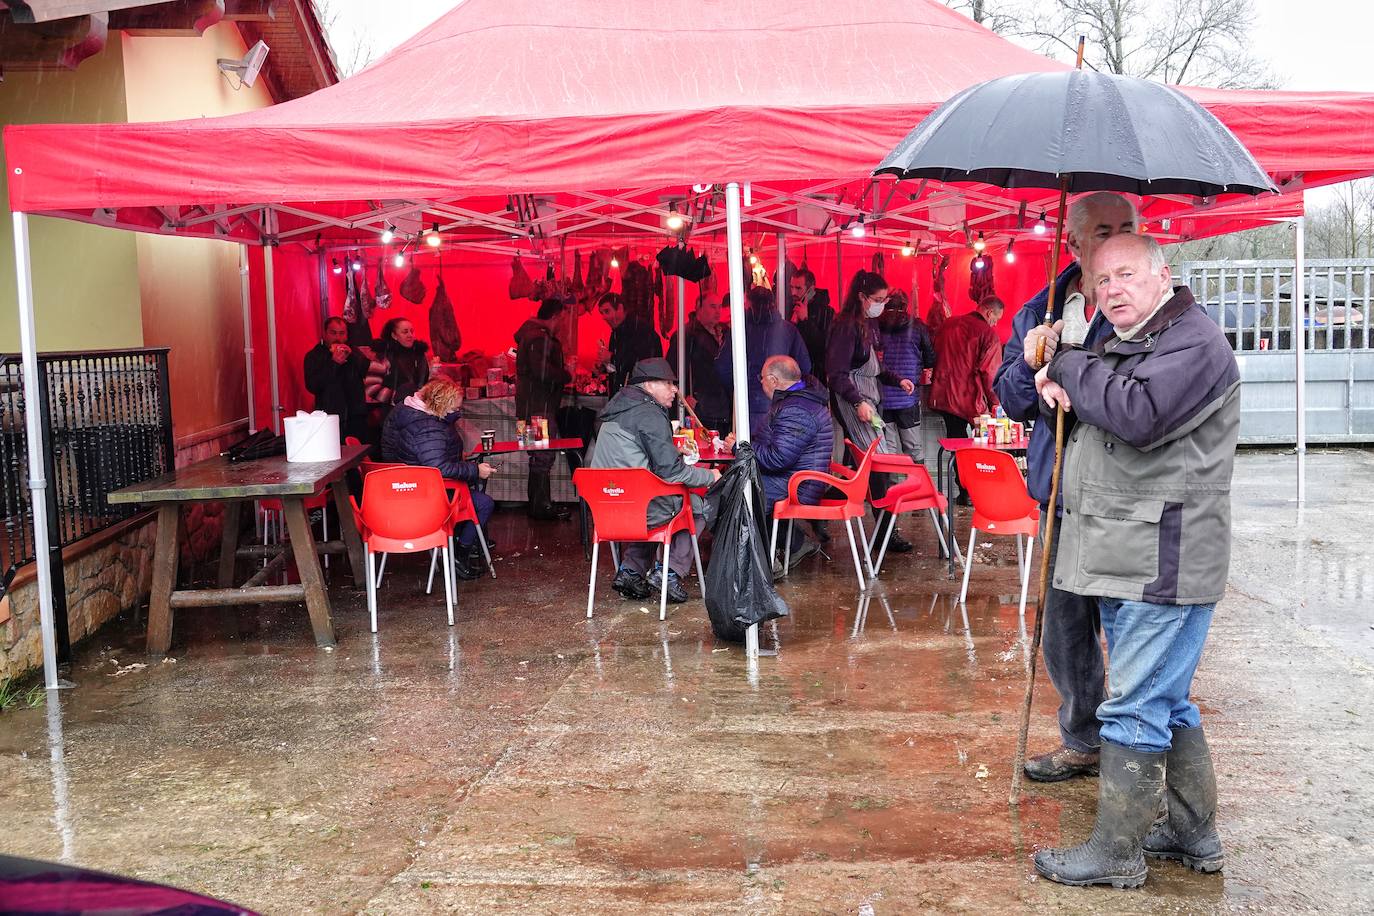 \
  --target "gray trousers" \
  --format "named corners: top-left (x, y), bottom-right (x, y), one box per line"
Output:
top-left (621, 532), bottom-right (694, 577)
top-left (1042, 515), bottom-right (1107, 753)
